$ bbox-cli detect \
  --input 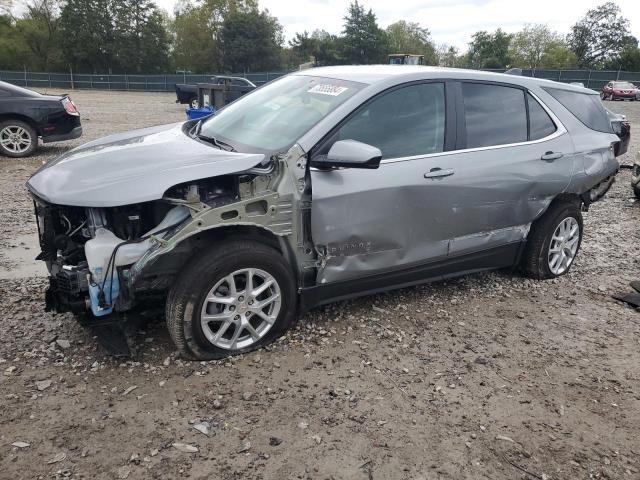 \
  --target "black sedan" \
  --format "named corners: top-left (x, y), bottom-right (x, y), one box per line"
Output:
top-left (0, 81), bottom-right (82, 158)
